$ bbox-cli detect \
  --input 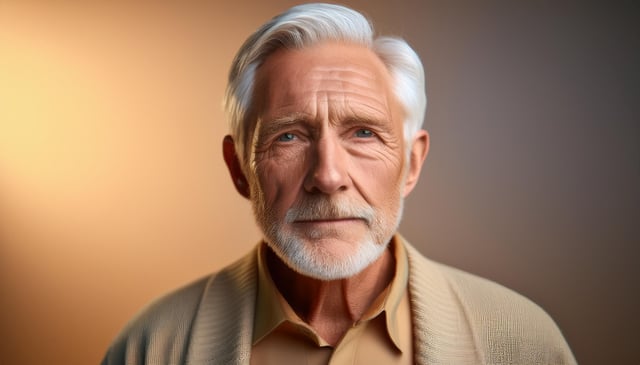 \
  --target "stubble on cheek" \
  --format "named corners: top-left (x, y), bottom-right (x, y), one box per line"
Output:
top-left (248, 158), bottom-right (289, 243)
